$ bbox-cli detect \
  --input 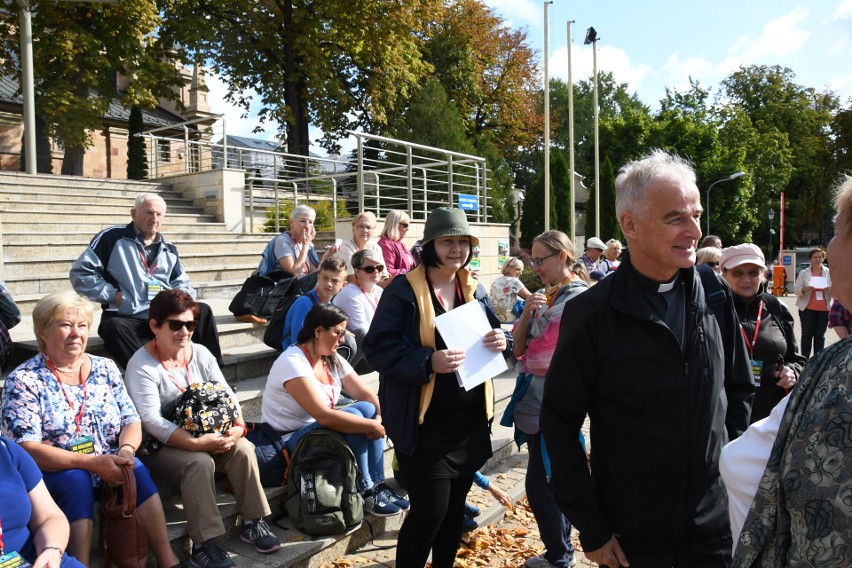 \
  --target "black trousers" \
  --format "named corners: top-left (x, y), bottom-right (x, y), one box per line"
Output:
top-left (98, 302), bottom-right (223, 368)
top-left (395, 460), bottom-right (474, 568)
top-left (799, 308), bottom-right (829, 358)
